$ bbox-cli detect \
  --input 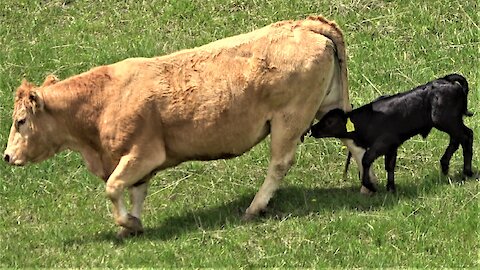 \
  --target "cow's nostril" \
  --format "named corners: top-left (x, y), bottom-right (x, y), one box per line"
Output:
top-left (4, 154), bottom-right (10, 163)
